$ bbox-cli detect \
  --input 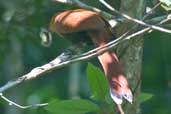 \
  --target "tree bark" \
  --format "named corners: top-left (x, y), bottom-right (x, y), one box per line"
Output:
top-left (115, 0), bottom-right (146, 114)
